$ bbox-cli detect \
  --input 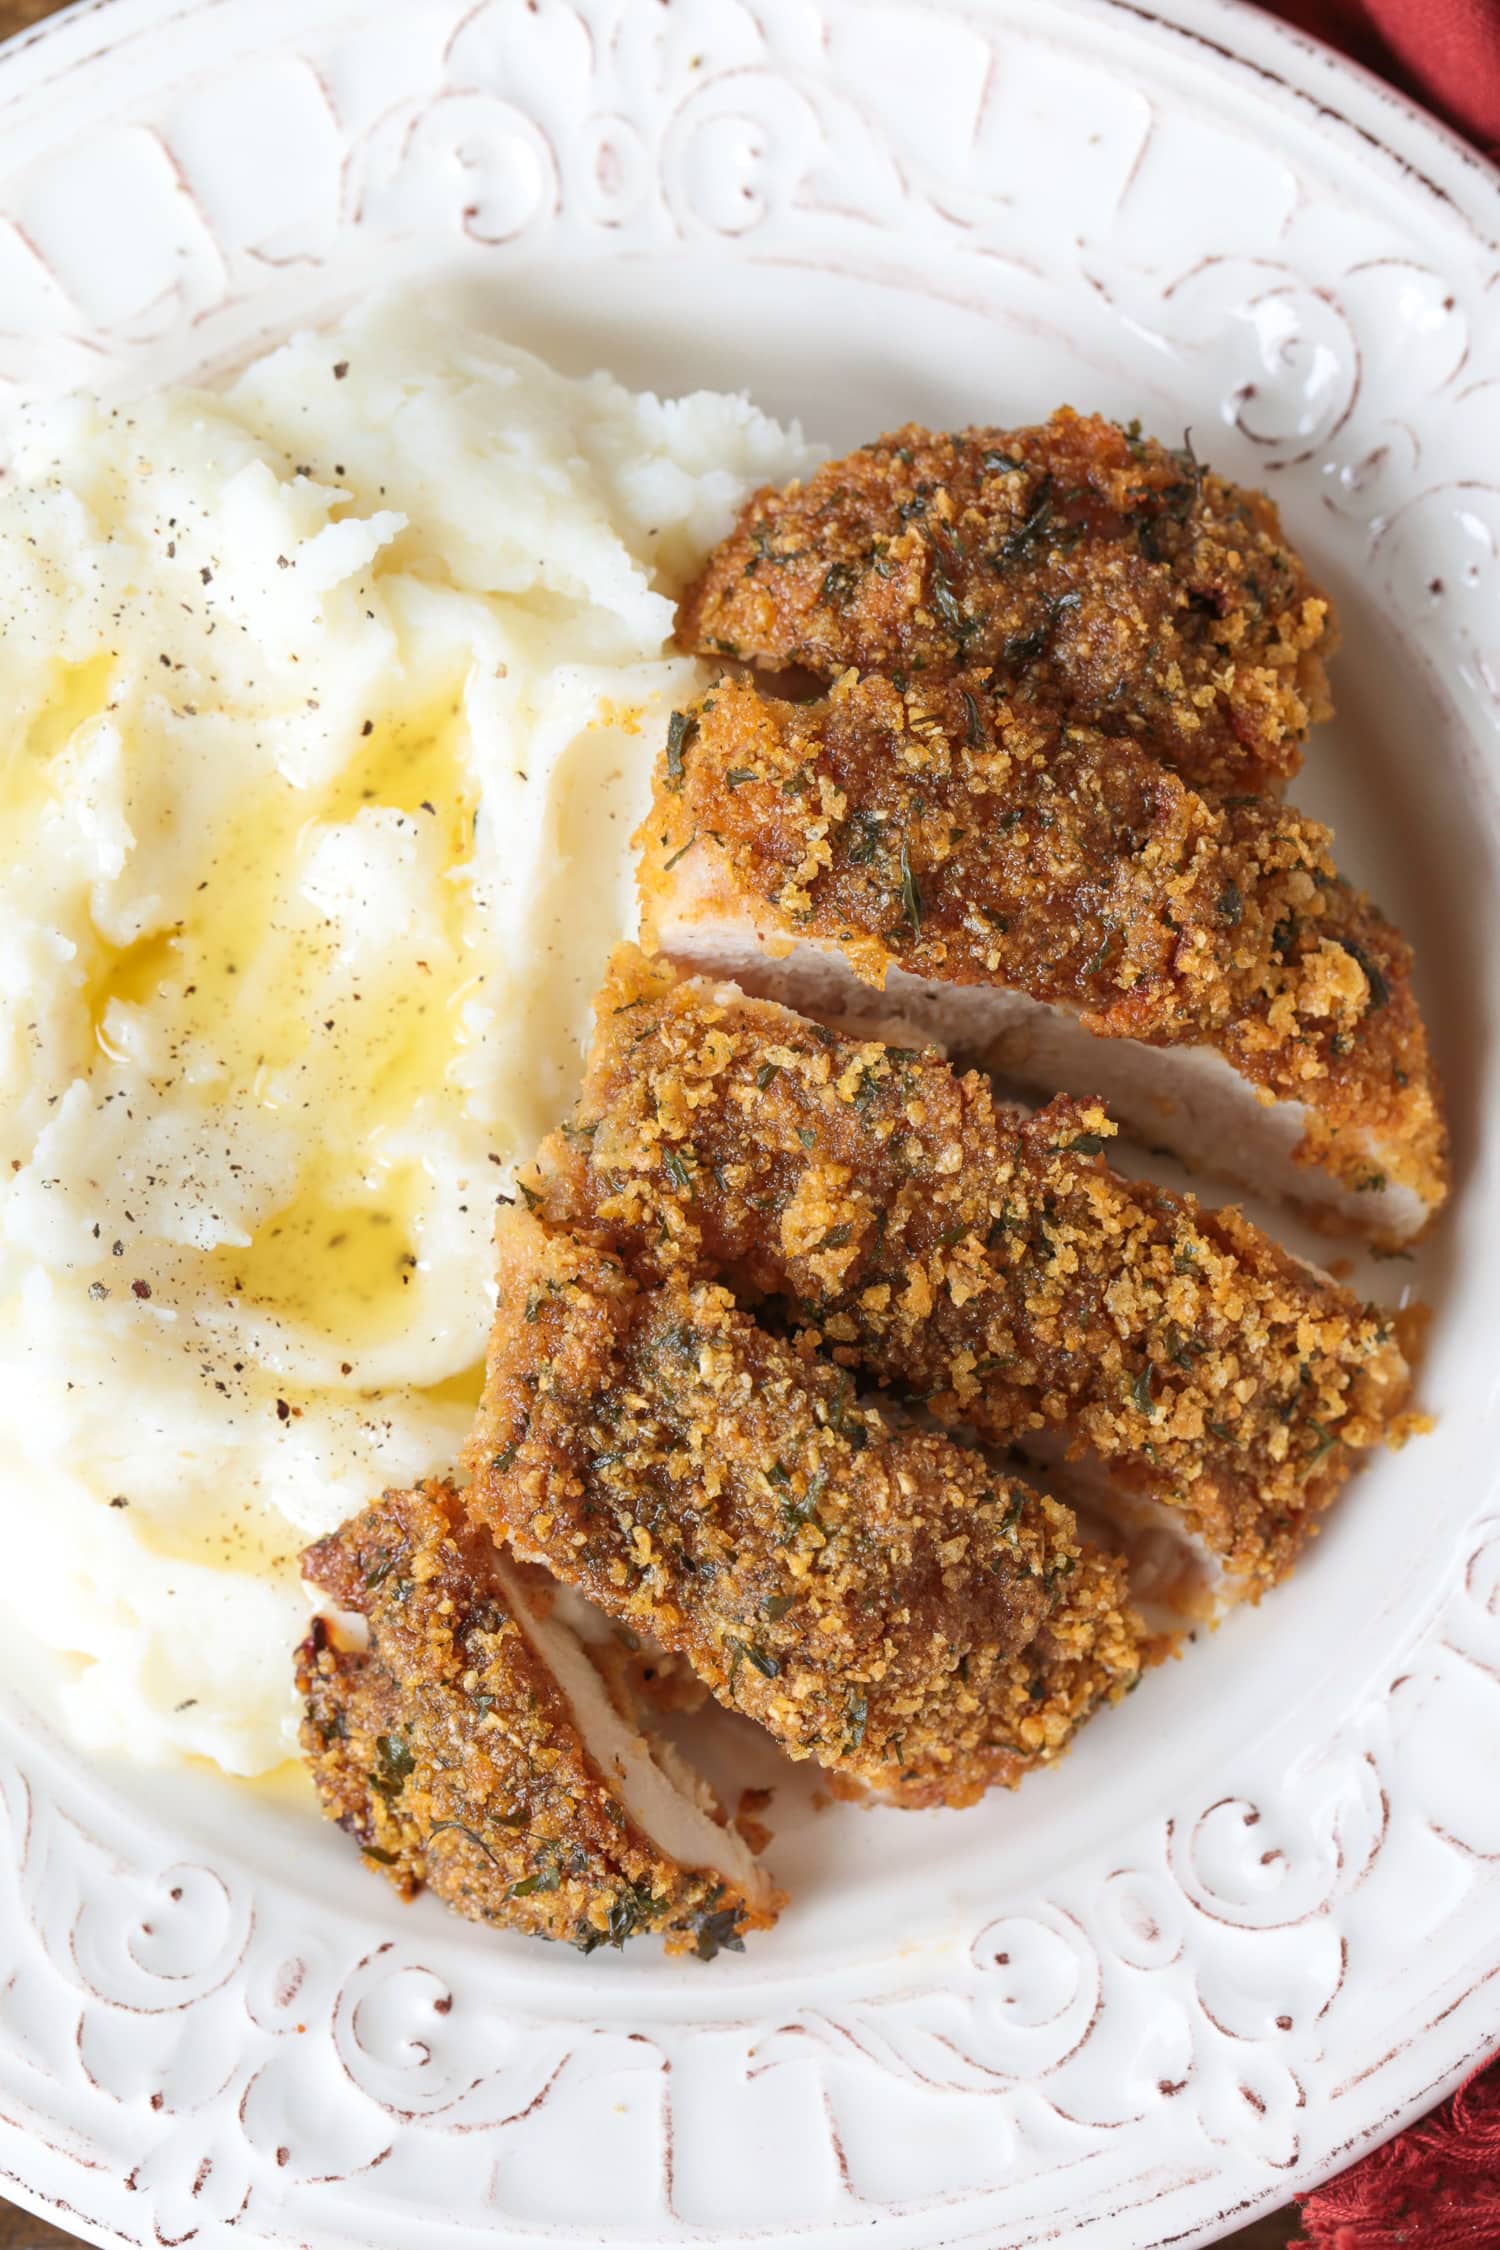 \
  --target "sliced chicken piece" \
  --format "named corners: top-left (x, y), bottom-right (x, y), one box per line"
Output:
top-left (526, 949), bottom-right (1414, 1592)
top-left (677, 411), bottom-right (1335, 796)
top-left (637, 670), bottom-right (1447, 1244)
top-left (464, 1211), bottom-right (1147, 1810)
top-left (297, 1480), bottom-right (777, 1957)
